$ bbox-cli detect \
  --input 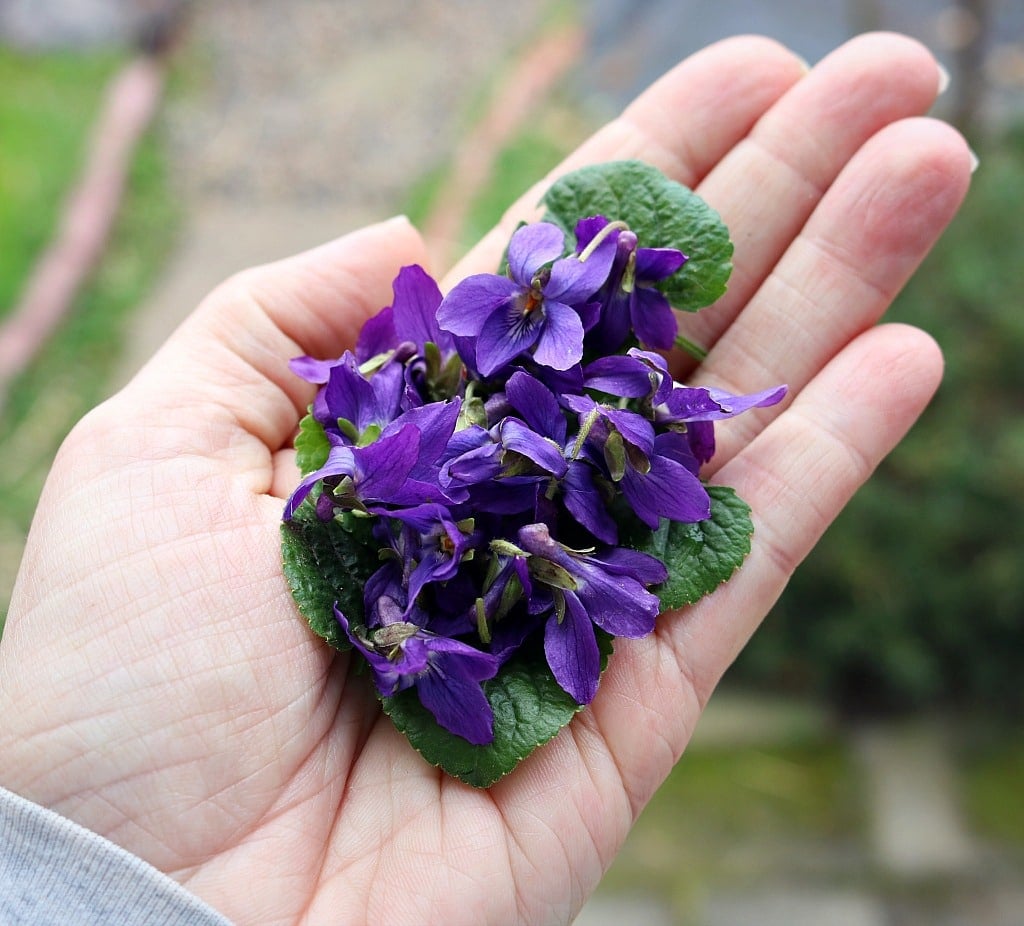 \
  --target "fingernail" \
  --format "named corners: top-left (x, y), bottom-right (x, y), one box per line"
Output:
top-left (968, 147), bottom-right (980, 174)
top-left (936, 61), bottom-right (951, 96)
